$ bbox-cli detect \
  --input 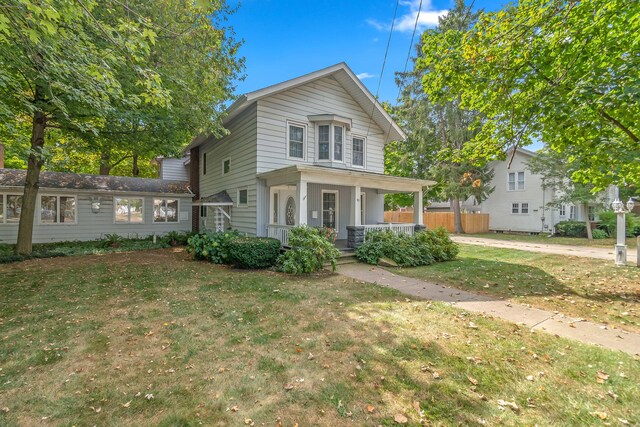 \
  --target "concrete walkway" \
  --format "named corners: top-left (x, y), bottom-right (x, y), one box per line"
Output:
top-left (450, 235), bottom-right (638, 264)
top-left (338, 263), bottom-right (640, 356)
